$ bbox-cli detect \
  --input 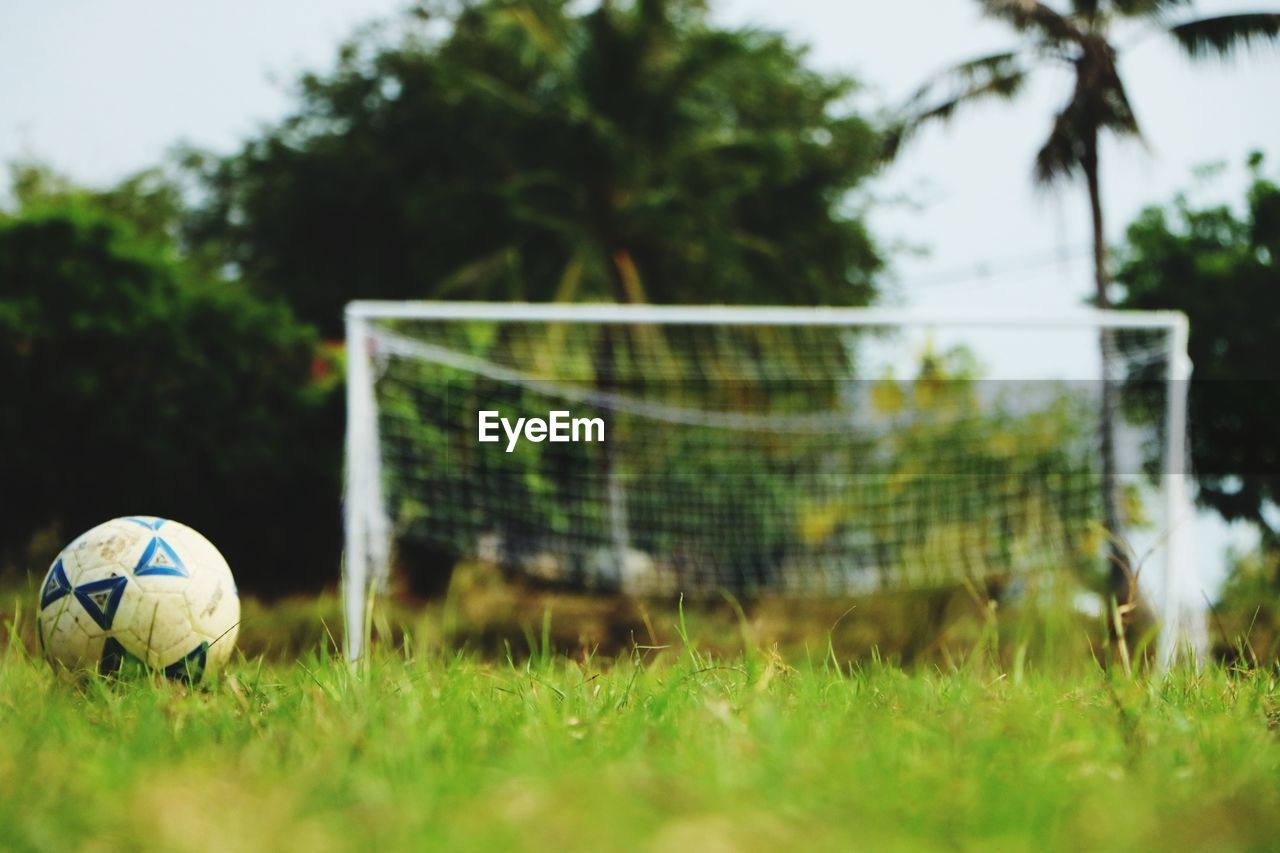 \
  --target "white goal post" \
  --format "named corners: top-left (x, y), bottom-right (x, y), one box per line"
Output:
top-left (343, 301), bottom-right (1203, 665)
